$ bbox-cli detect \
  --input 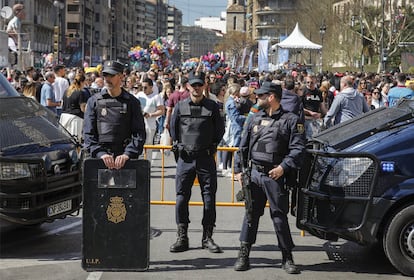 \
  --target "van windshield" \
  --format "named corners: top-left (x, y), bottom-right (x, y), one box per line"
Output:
top-left (0, 96), bottom-right (73, 152)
